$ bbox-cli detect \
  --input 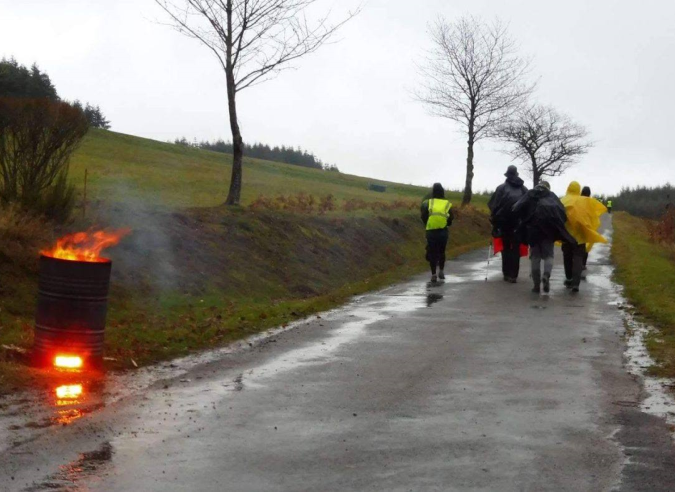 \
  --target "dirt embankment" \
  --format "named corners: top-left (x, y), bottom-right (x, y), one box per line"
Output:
top-left (107, 205), bottom-right (490, 298)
